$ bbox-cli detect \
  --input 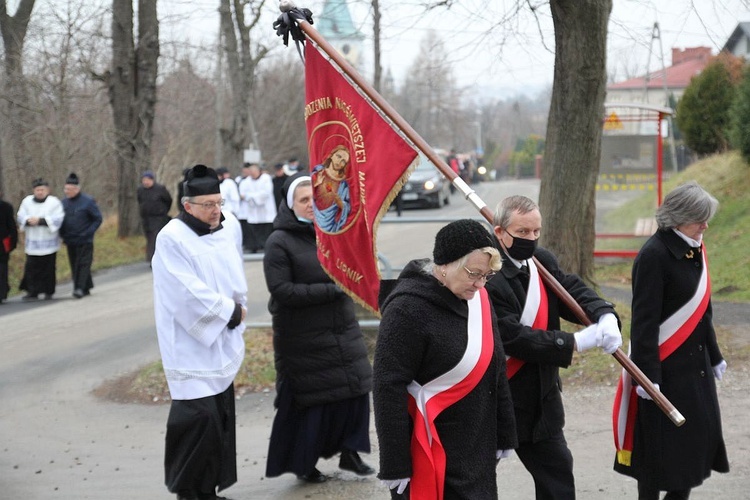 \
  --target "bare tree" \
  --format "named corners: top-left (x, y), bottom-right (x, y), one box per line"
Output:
top-left (397, 31), bottom-right (466, 148)
top-left (538, 0), bottom-right (611, 281)
top-left (152, 58), bottom-right (217, 193)
top-left (251, 54), bottom-right (307, 166)
top-left (99, 0), bottom-right (160, 237)
top-left (217, 0), bottom-right (269, 169)
top-left (371, 0), bottom-right (382, 92)
top-left (0, 0), bottom-right (37, 195)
